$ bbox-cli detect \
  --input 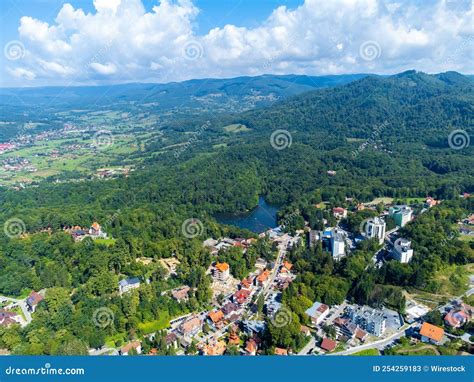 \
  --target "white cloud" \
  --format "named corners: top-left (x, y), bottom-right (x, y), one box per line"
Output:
top-left (4, 0), bottom-right (473, 86)
top-left (90, 62), bottom-right (117, 75)
top-left (7, 67), bottom-right (36, 80)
